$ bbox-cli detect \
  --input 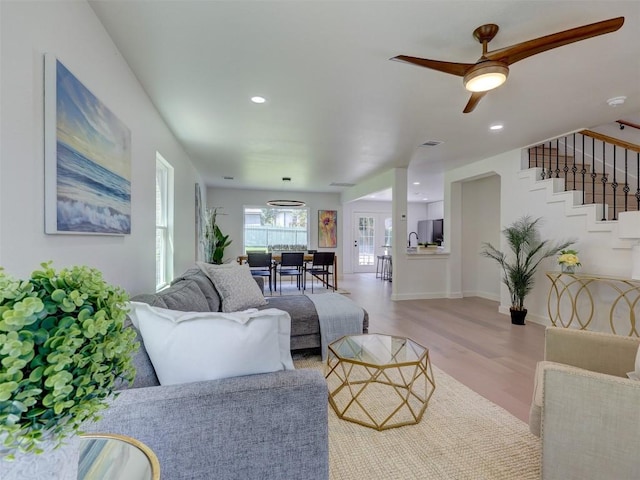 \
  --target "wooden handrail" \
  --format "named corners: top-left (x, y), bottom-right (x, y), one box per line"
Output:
top-left (580, 129), bottom-right (640, 153)
top-left (617, 119), bottom-right (640, 131)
